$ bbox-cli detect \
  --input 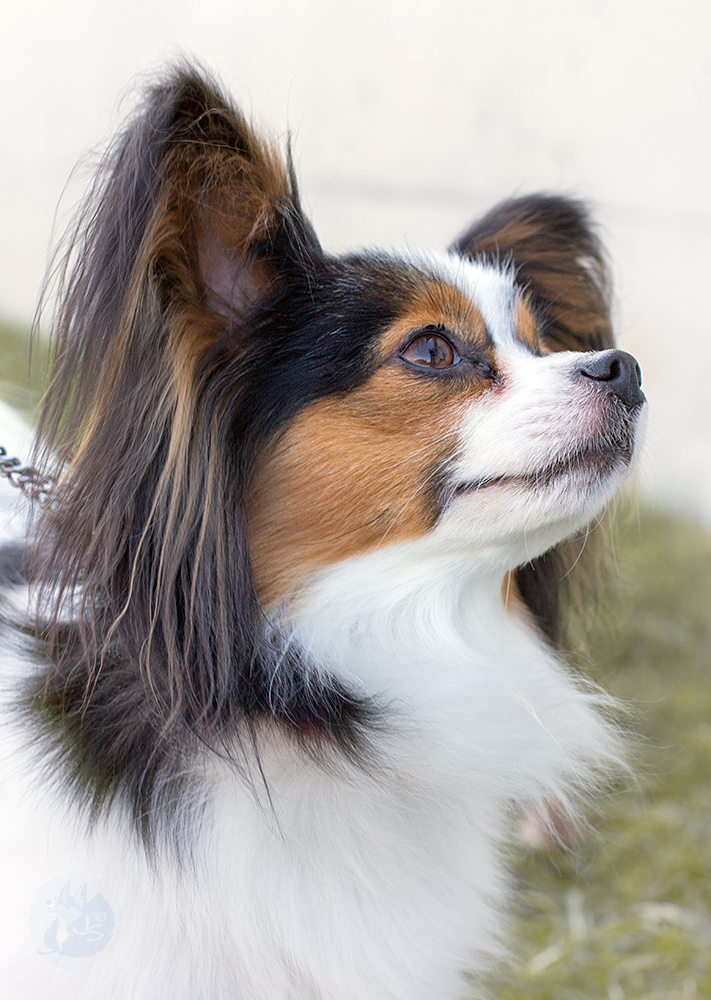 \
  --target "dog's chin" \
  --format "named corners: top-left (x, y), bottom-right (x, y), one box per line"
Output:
top-left (453, 443), bottom-right (634, 499)
top-left (441, 444), bottom-right (636, 570)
